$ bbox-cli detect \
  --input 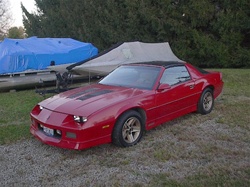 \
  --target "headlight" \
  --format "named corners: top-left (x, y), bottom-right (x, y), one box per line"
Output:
top-left (73, 115), bottom-right (87, 123)
top-left (56, 129), bottom-right (62, 135)
top-left (39, 105), bottom-right (43, 110)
